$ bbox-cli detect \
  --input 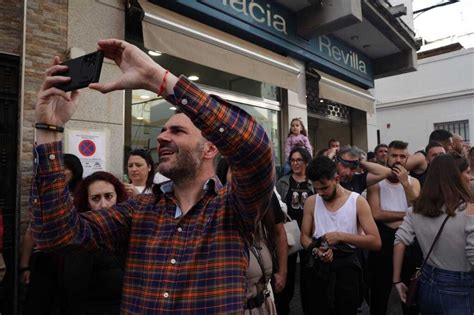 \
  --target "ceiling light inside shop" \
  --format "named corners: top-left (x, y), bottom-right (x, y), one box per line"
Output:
top-left (319, 99), bottom-right (324, 103)
top-left (148, 50), bottom-right (162, 57)
top-left (188, 75), bottom-right (199, 81)
top-left (136, 116), bottom-right (144, 120)
top-left (140, 95), bottom-right (151, 99)
top-left (169, 106), bottom-right (177, 110)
